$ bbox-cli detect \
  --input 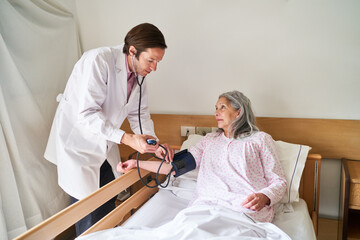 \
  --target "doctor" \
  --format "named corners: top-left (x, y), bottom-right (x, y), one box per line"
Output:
top-left (44, 23), bottom-right (174, 235)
